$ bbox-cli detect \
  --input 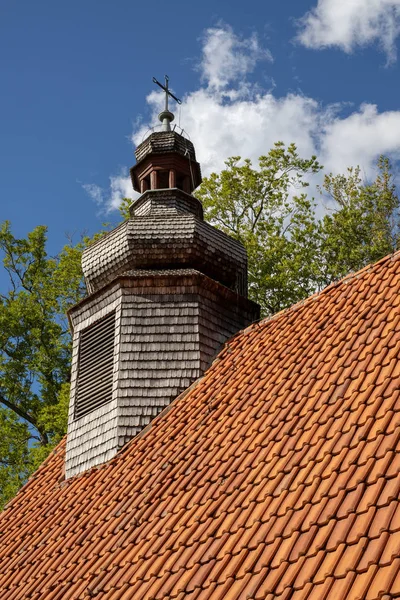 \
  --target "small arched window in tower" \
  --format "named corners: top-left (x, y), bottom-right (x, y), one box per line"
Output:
top-left (75, 311), bottom-right (116, 419)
